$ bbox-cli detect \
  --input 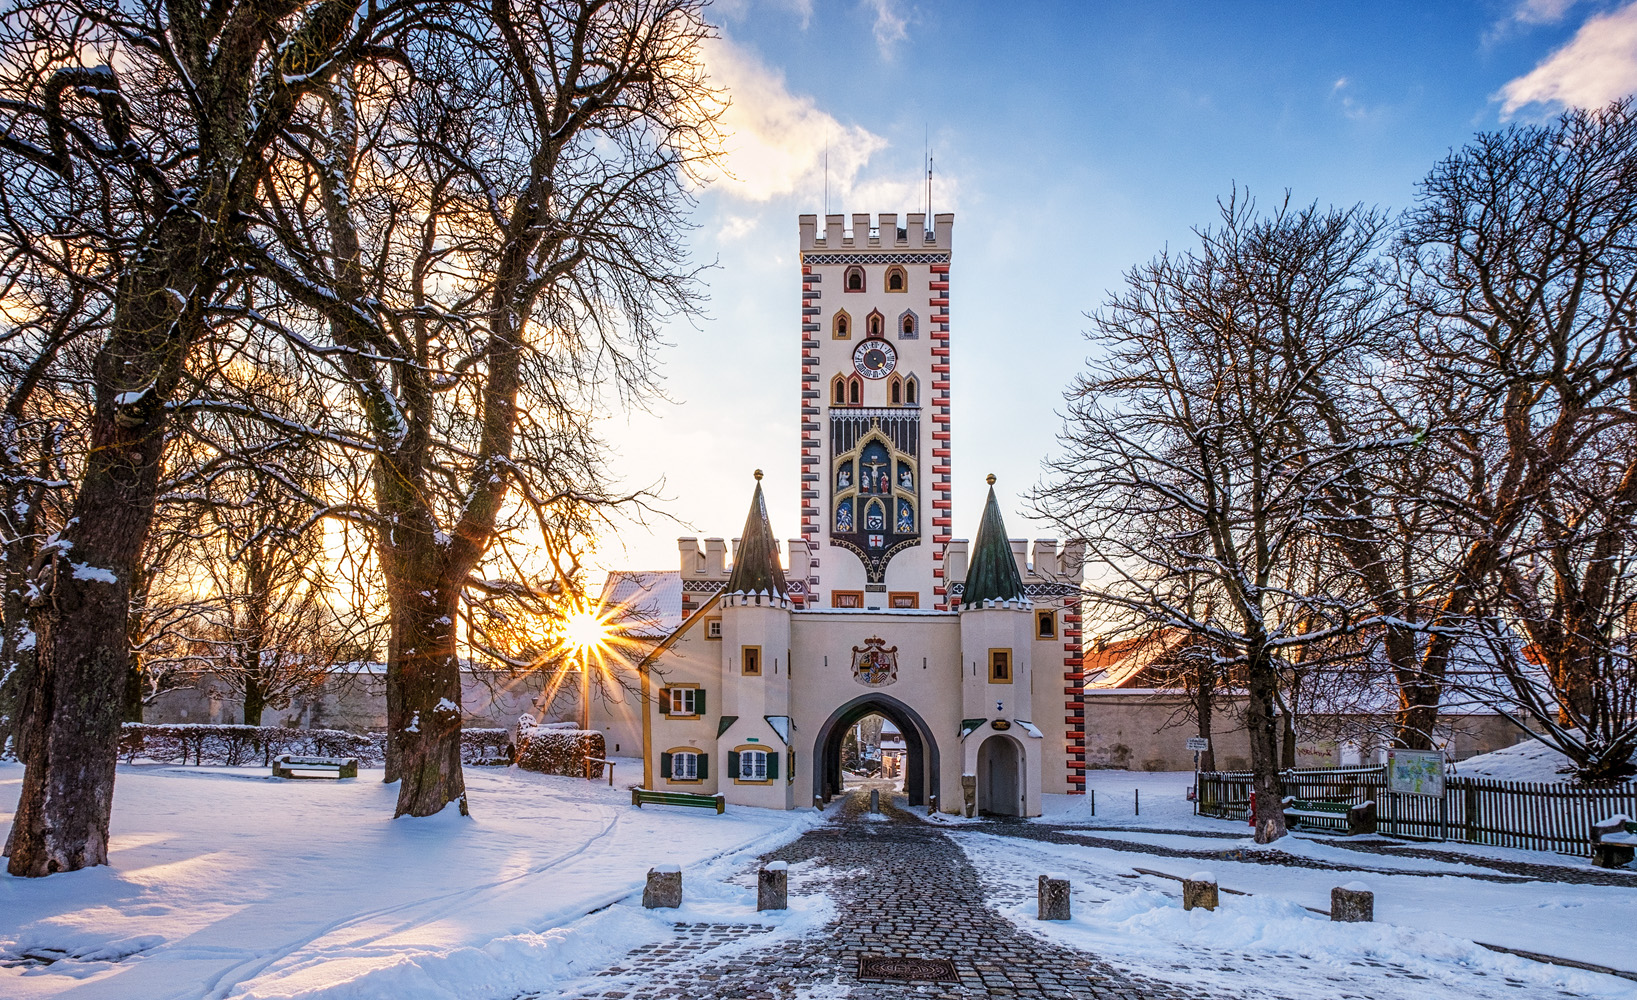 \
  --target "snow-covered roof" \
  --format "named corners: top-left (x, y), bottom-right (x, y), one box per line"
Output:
top-left (597, 570), bottom-right (685, 637)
